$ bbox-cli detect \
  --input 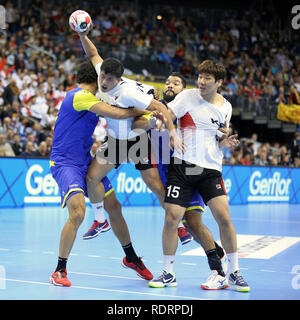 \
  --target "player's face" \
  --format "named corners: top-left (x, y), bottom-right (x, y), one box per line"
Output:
top-left (163, 76), bottom-right (184, 102)
top-left (197, 73), bottom-right (222, 96)
top-left (99, 71), bottom-right (120, 92)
